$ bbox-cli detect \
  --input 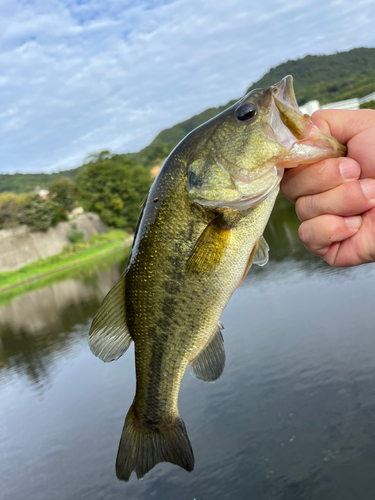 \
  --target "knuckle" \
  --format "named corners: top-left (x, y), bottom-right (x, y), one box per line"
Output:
top-left (341, 181), bottom-right (368, 209)
top-left (298, 221), bottom-right (312, 246)
top-left (323, 216), bottom-right (340, 239)
top-left (296, 195), bottom-right (316, 221)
